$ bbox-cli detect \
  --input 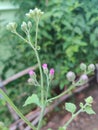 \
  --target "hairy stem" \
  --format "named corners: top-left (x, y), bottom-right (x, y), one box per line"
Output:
top-left (27, 34), bottom-right (44, 105)
top-left (0, 89), bottom-right (36, 130)
top-left (45, 74), bottom-right (50, 101)
top-left (35, 17), bottom-right (39, 47)
top-left (47, 85), bottom-right (75, 102)
top-left (27, 30), bottom-right (45, 129)
top-left (15, 32), bottom-right (29, 43)
top-left (63, 109), bottom-right (82, 130)
top-left (37, 106), bottom-right (45, 130)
